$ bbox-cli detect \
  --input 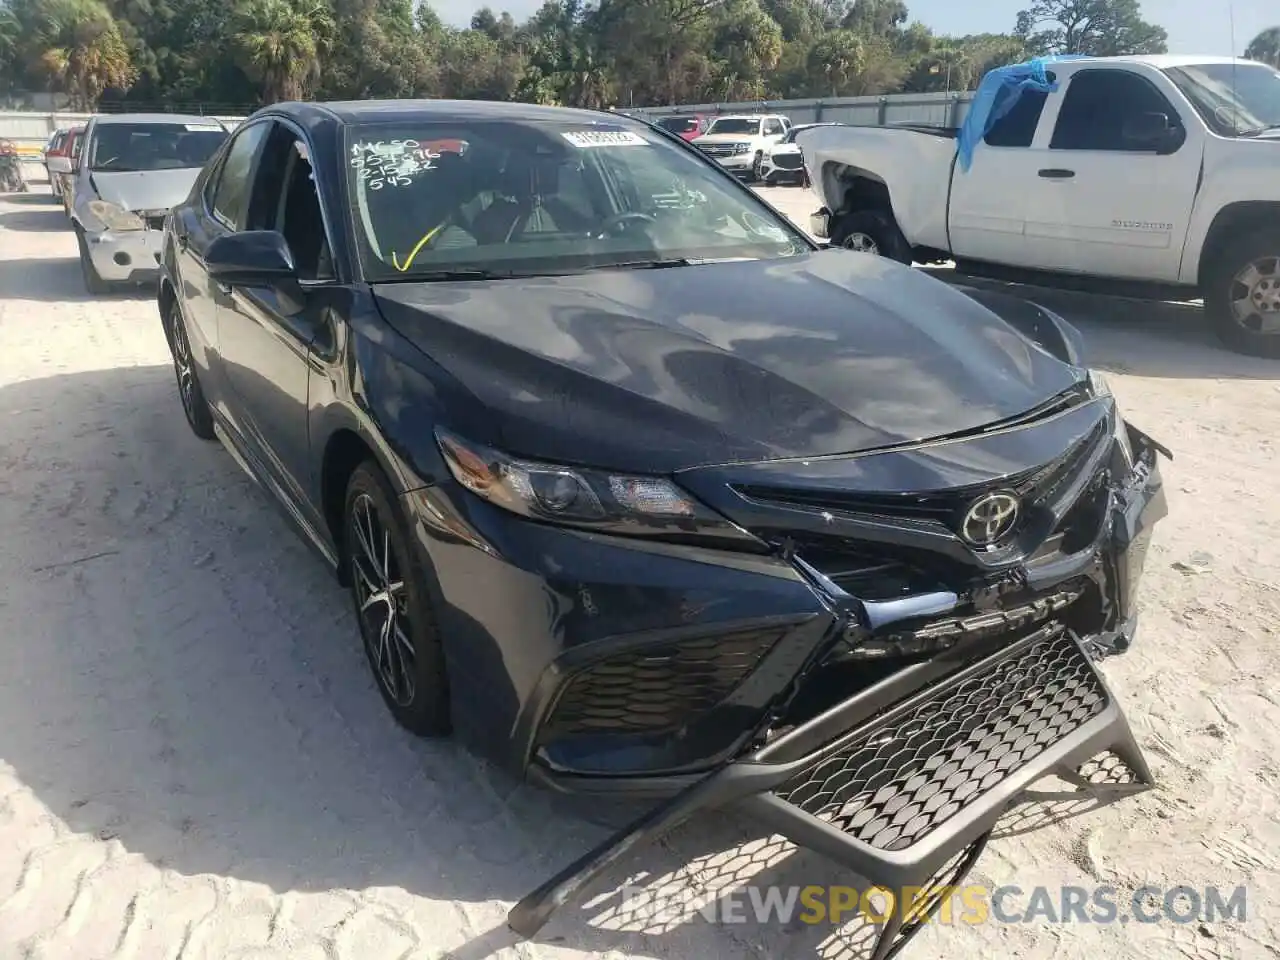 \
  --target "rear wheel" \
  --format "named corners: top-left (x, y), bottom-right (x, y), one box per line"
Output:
top-left (831, 209), bottom-right (912, 264)
top-left (1205, 228), bottom-right (1280, 359)
top-left (345, 462), bottom-right (451, 736)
